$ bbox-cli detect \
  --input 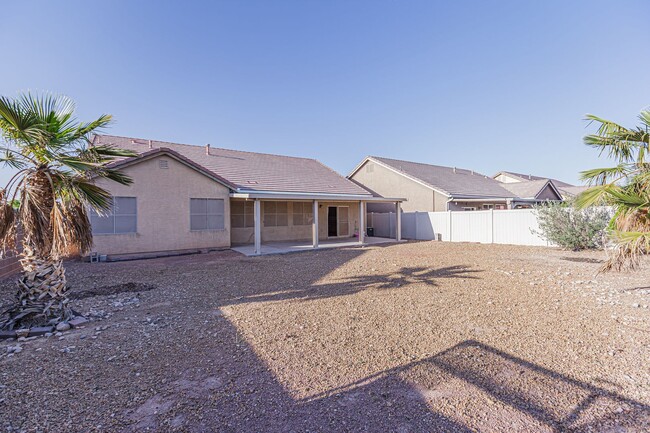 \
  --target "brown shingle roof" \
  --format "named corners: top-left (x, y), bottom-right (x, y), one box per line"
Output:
top-left (494, 171), bottom-right (574, 188)
top-left (95, 135), bottom-right (372, 196)
top-left (500, 179), bottom-right (557, 199)
top-left (369, 156), bottom-right (518, 198)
